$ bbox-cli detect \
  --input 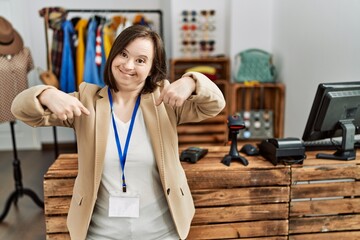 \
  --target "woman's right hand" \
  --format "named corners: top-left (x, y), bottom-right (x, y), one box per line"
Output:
top-left (38, 88), bottom-right (90, 121)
